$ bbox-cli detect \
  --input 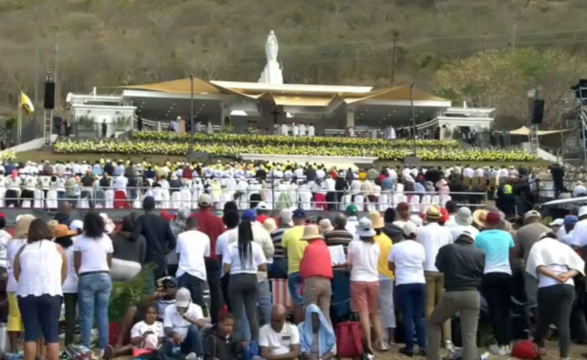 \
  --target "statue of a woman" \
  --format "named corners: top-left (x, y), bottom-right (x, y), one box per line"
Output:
top-left (265, 30), bottom-right (279, 62)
